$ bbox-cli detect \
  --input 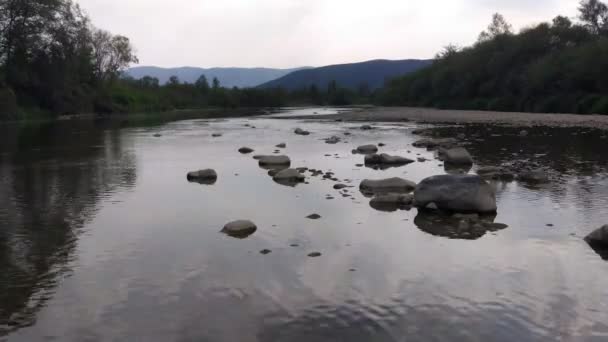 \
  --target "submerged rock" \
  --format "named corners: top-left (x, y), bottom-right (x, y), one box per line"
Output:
top-left (276, 143), bottom-right (287, 148)
top-left (325, 136), bottom-right (341, 144)
top-left (186, 169), bottom-right (218, 184)
top-left (308, 252), bottom-right (322, 257)
top-left (212, 133), bottom-right (223, 137)
top-left (365, 154), bottom-right (414, 167)
top-left (306, 214), bottom-right (322, 220)
top-left (153, 133), bottom-right (162, 137)
top-left (221, 220), bottom-right (257, 239)
top-left (273, 168), bottom-right (306, 185)
top-left (360, 178), bottom-right (417, 196)
top-left (413, 138), bottom-right (458, 149)
top-left (477, 166), bottom-right (516, 181)
top-left (369, 194), bottom-right (414, 212)
top-left (238, 147), bottom-right (254, 154)
top-left (517, 169), bottom-right (550, 184)
top-left (360, 125), bottom-right (373, 130)
top-left (414, 174), bottom-right (497, 214)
